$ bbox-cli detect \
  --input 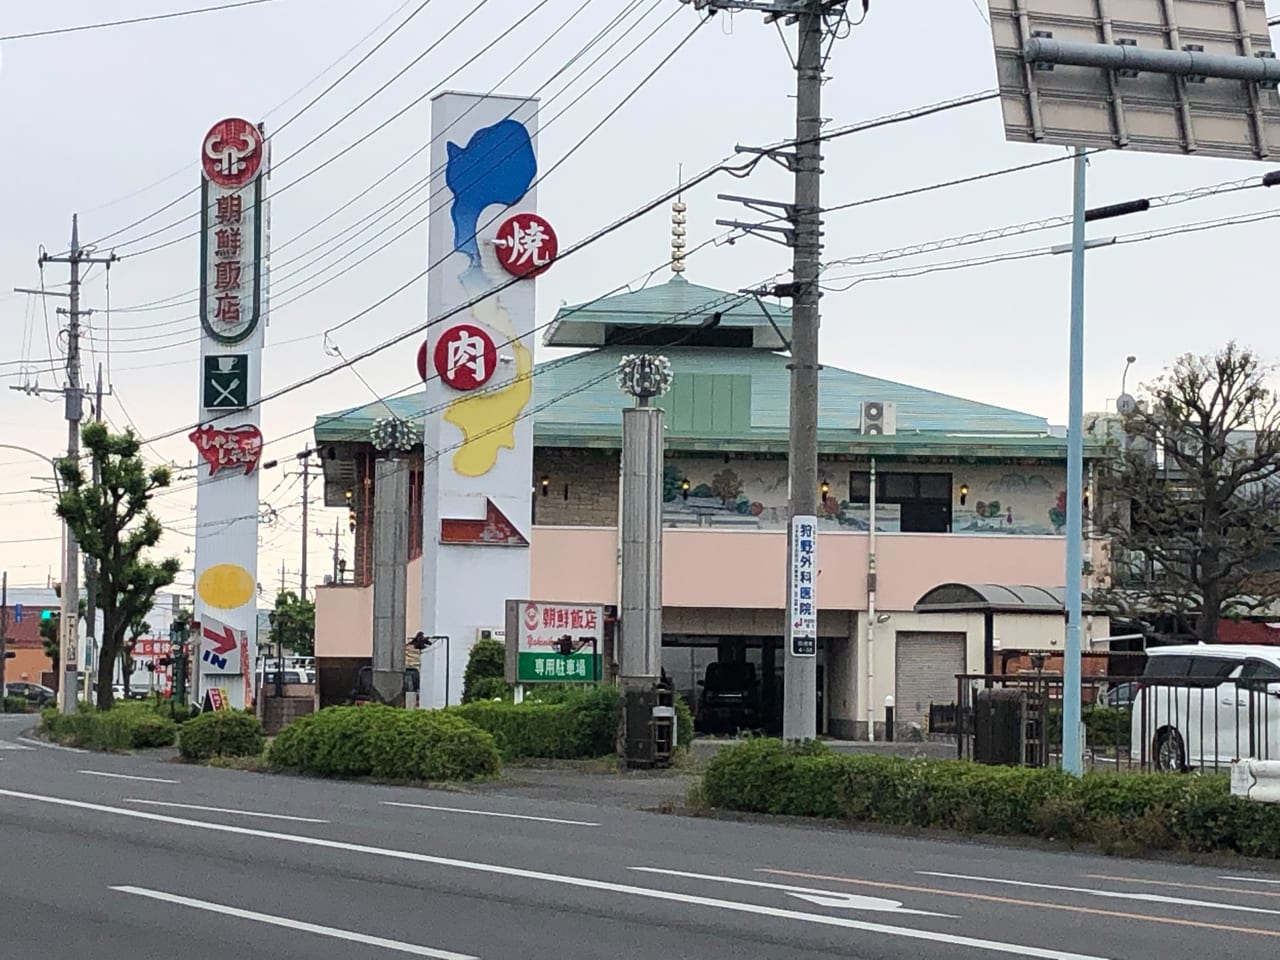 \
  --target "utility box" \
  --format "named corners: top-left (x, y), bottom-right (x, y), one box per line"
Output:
top-left (972, 688), bottom-right (1027, 766)
top-left (621, 683), bottom-right (674, 769)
